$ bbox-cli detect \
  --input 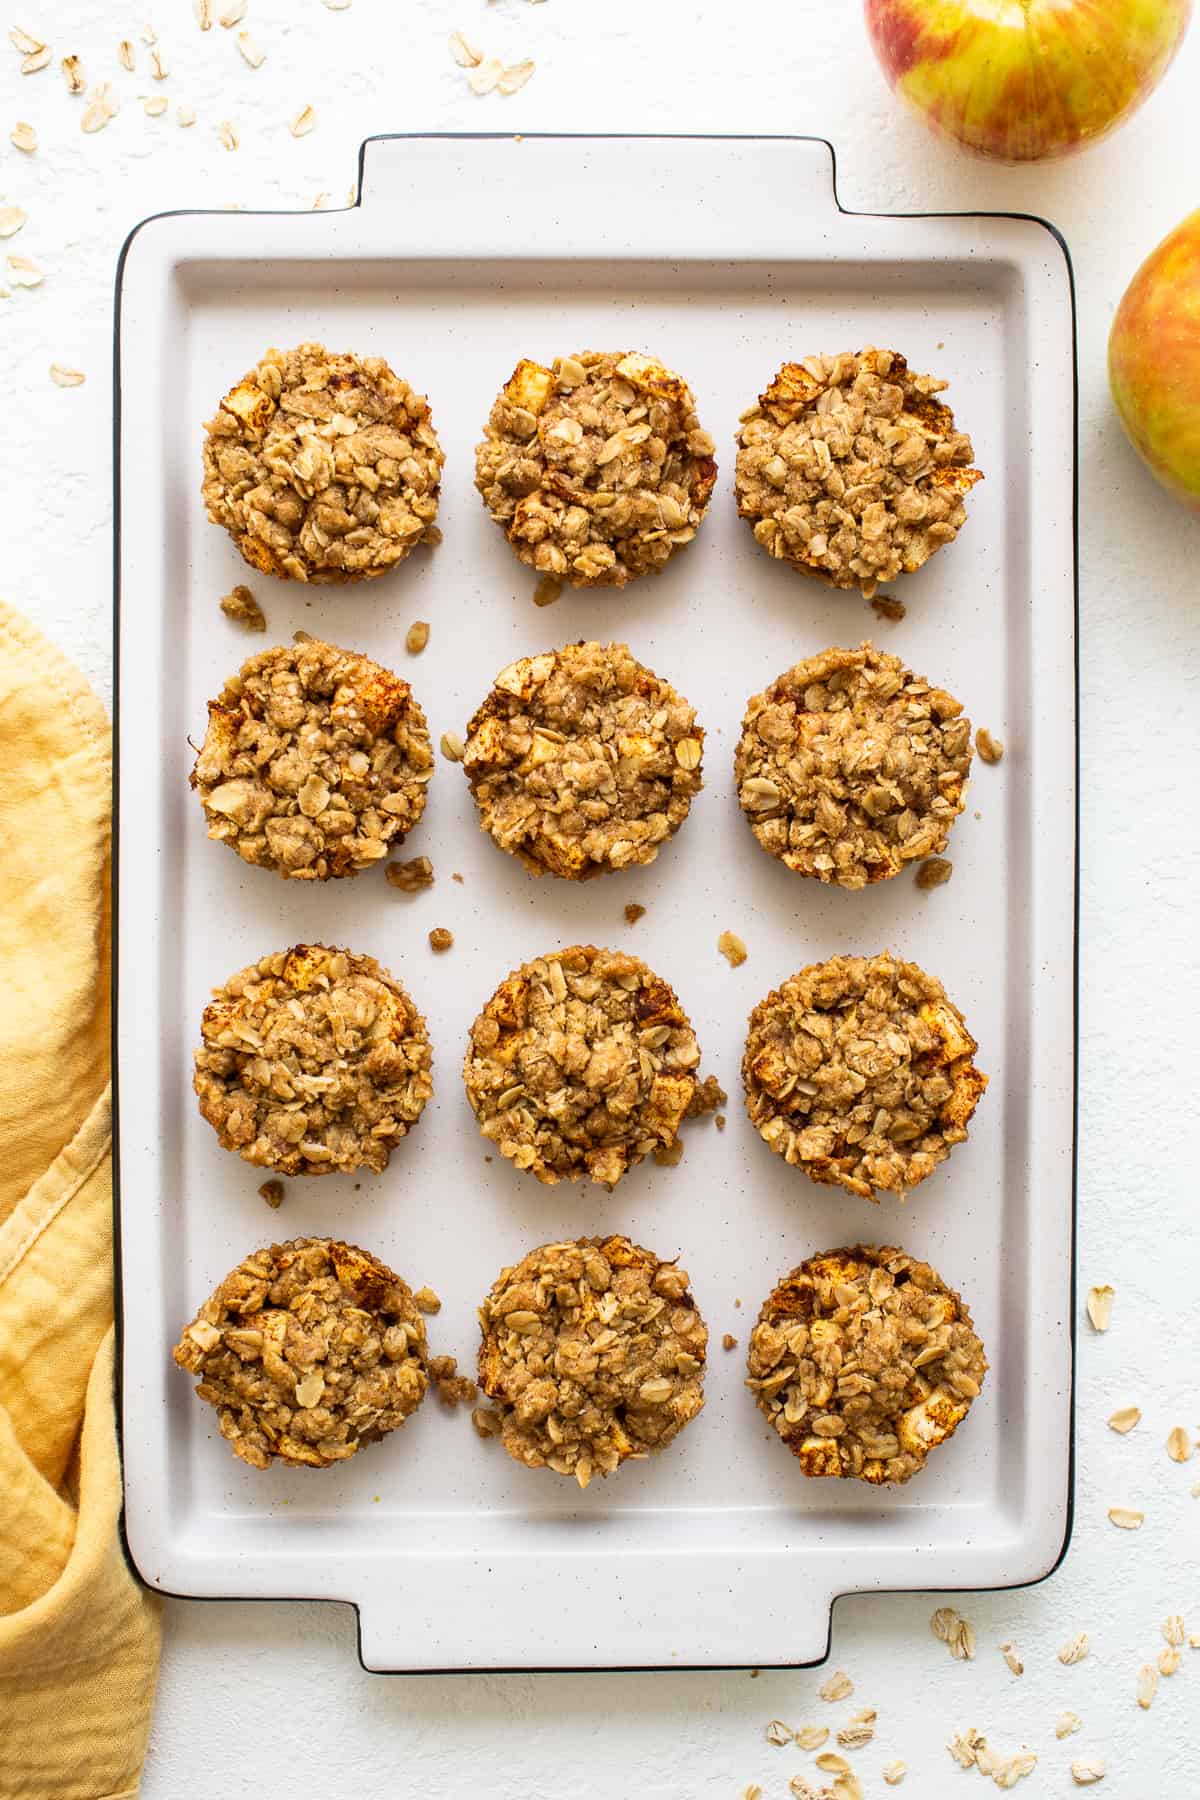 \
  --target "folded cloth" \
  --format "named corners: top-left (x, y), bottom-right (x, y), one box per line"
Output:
top-left (0, 602), bottom-right (161, 1799)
